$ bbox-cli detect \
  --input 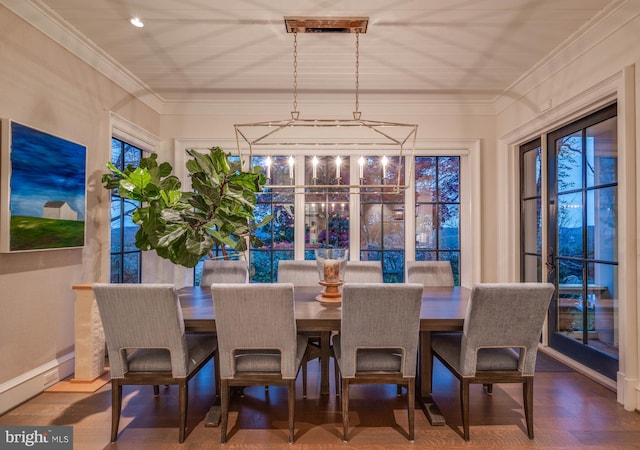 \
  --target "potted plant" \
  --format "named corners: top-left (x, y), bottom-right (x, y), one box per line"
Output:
top-left (102, 146), bottom-right (271, 268)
